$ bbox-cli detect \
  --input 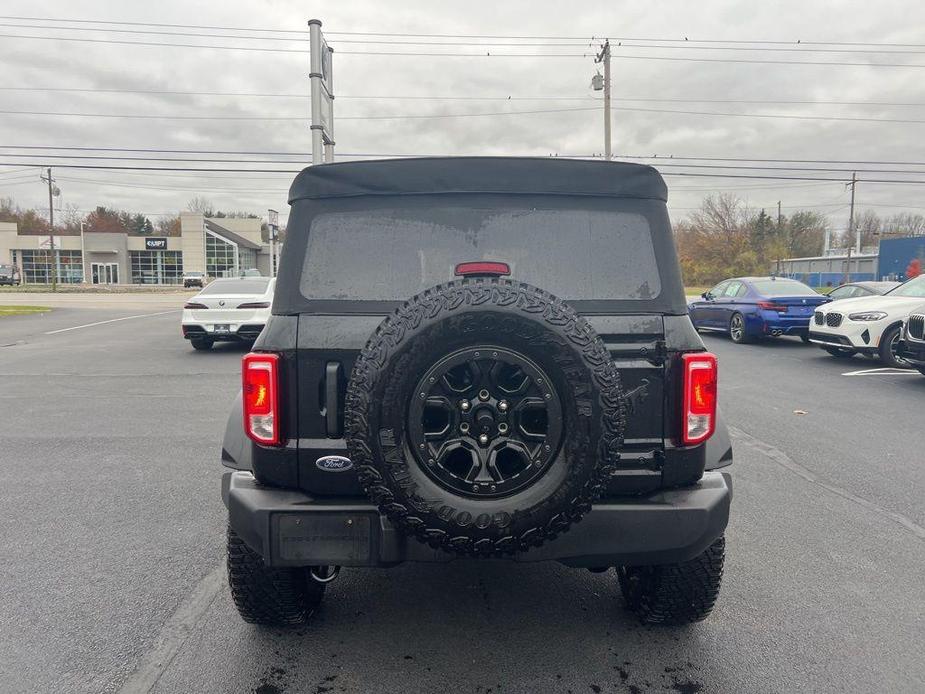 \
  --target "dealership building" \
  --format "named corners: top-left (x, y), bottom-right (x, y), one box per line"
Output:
top-left (0, 214), bottom-right (275, 285)
top-left (775, 236), bottom-right (925, 287)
